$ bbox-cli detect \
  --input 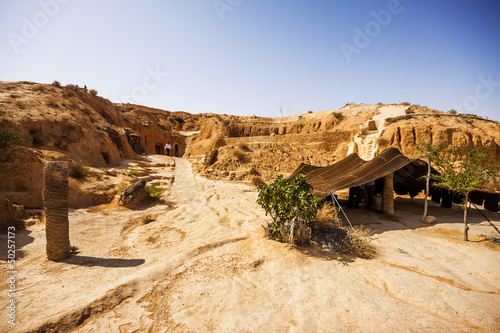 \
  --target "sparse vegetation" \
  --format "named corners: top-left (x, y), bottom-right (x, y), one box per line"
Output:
top-left (237, 142), bottom-right (249, 151)
top-left (146, 184), bottom-right (166, 202)
top-left (401, 102), bottom-right (411, 106)
top-left (127, 168), bottom-right (139, 176)
top-left (52, 80), bottom-right (61, 87)
top-left (422, 144), bottom-right (500, 241)
top-left (14, 100), bottom-right (25, 109)
top-left (0, 128), bottom-right (22, 148)
top-left (232, 147), bottom-right (247, 162)
top-left (89, 89), bottom-right (98, 96)
top-left (69, 245), bottom-right (79, 255)
top-left (70, 161), bottom-right (90, 179)
top-left (141, 214), bottom-right (155, 224)
top-left (448, 109), bottom-right (457, 115)
top-left (331, 111), bottom-right (343, 119)
top-left (44, 96), bottom-right (59, 108)
top-left (252, 175), bottom-right (266, 187)
top-left (0, 110), bottom-right (6, 116)
top-left (376, 137), bottom-right (389, 146)
top-left (173, 115), bottom-right (185, 124)
top-left (311, 203), bottom-right (373, 256)
top-left (257, 174), bottom-right (321, 245)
